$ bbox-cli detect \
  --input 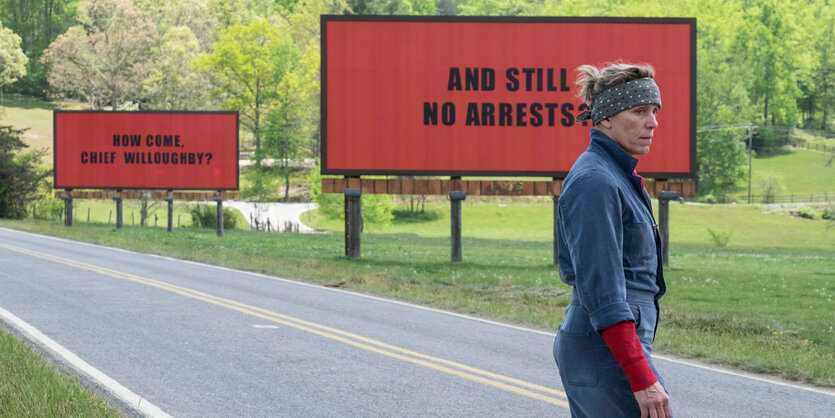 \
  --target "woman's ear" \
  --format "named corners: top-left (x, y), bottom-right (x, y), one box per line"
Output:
top-left (599, 118), bottom-right (613, 129)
